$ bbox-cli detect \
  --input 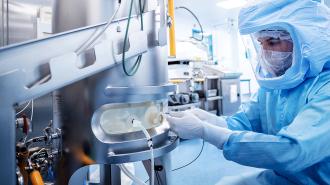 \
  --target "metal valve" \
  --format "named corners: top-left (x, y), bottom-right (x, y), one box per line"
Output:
top-left (16, 115), bottom-right (31, 135)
